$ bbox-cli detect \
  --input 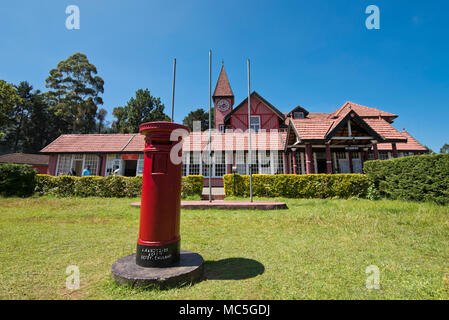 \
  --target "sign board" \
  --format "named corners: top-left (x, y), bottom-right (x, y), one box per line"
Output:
top-left (345, 146), bottom-right (359, 151)
top-left (122, 154), bottom-right (139, 160)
